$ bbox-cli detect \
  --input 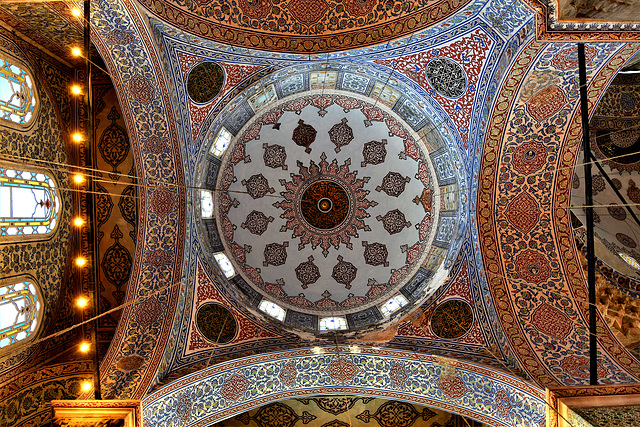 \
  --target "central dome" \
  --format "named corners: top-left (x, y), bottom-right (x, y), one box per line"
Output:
top-left (215, 90), bottom-right (443, 321)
